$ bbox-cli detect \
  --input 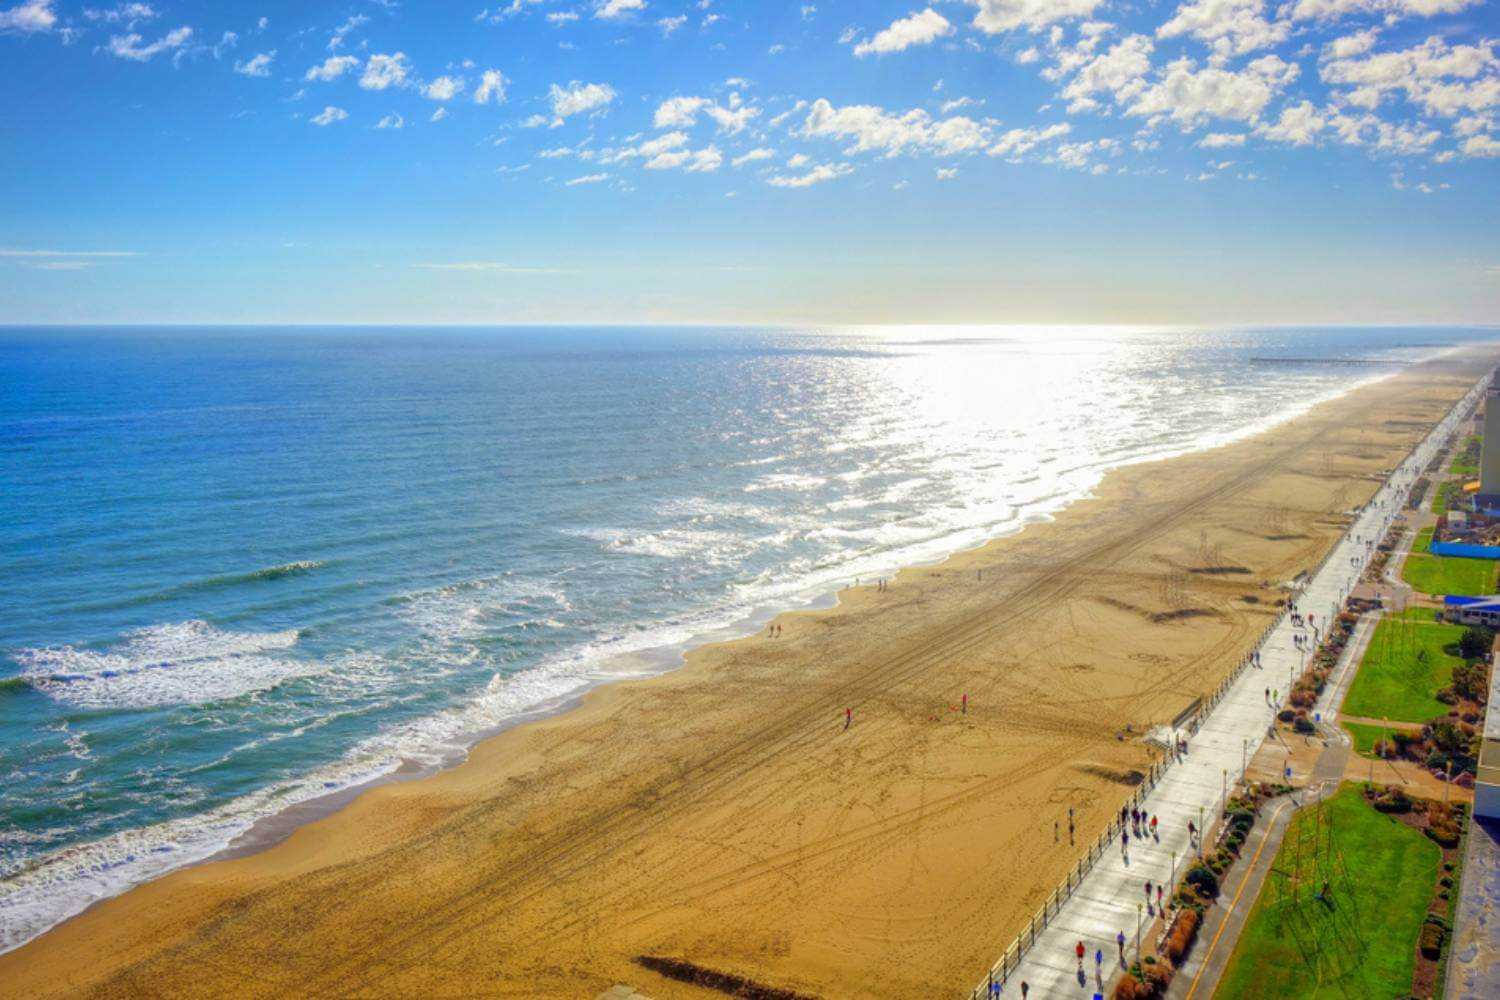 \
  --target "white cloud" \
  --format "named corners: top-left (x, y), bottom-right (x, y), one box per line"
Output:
top-left (1158, 0), bottom-right (1290, 58)
top-left (549, 80), bottom-right (617, 122)
top-left (376, 113), bottom-right (405, 129)
top-left (801, 98), bottom-right (992, 156)
top-left (1253, 99), bottom-right (1326, 144)
top-left (1125, 55), bottom-right (1299, 125)
top-left (430, 107), bottom-right (448, 122)
top-left (655, 96), bottom-right (711, 127)
top-left (424, 75), bottom-right (465, 101)
top-left (1283, 0), bottom-right (1480, 23)
top-left (647, 145), bottom-right (723, 171)
top-left (548, 11), bottom-right (580, 24)
top-left (1199, 131), bottom-right (1247, 146)
top-left (361, 53), bottom-right (411, 91)
top-left (566, 172), bottom-right (612, 185)
top-left (767, 162), bottom-right (853, 187)
top-left (106, 25), bottom-right (191, 61)
top-left (81, 3), bottom-right (156, 25)
top-left (1462, 132), bottom-right (1500, 156)
top-left (1059, 34), bottom-right (1154, 111)
top-left (305, 55), bottom-right (359, 82)
top-left (968, 0), bottom-right (1102, 34)
top-left (310, 105), bottom-right (348, 126)
top-left (1325, 28), bottom-right (1378, 60)
top-left (987, 122), bottom-right (1072, 157)
top-left (936, 166), bottom-right (958, 179)
top-left (731, 147), bottom-right (775, 166)
top-left (657, 14), bottom-right (686, 34)
top-left (1320, 36), bottom-right (1499, 119)
top-left (853, 8), bottom-right (952, 58)
top-left (655, 95), bottom-right (761, 134)
top-left (474, 69), bottom-right (508, 105)
top-left (328, 13), bottom-right (368, 51)
top-left (595, 0), bottom-right (645, 19)
top-left (234, 51), bottom-right (275, 78)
